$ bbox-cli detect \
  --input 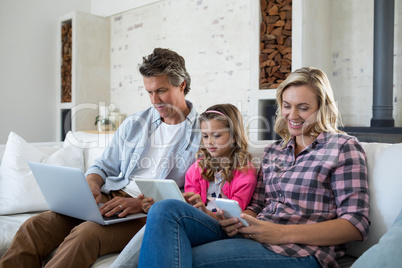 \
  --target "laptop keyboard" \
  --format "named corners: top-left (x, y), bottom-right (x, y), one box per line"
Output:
top-left (102, 213), bottom-right (127, 221)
